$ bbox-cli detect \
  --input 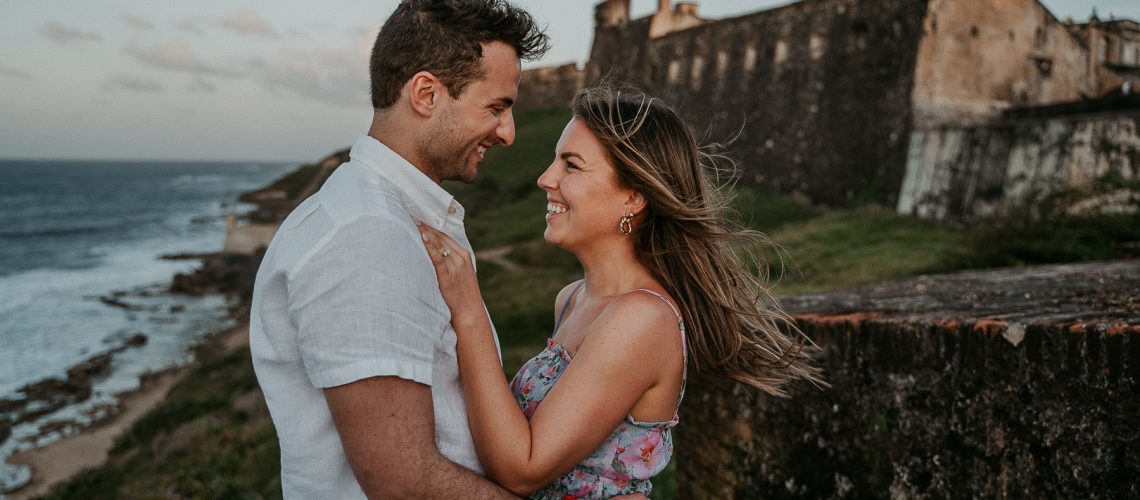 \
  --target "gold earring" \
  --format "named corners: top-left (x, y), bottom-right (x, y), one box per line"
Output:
top-left (619, 212), bottom-right (633, 235)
